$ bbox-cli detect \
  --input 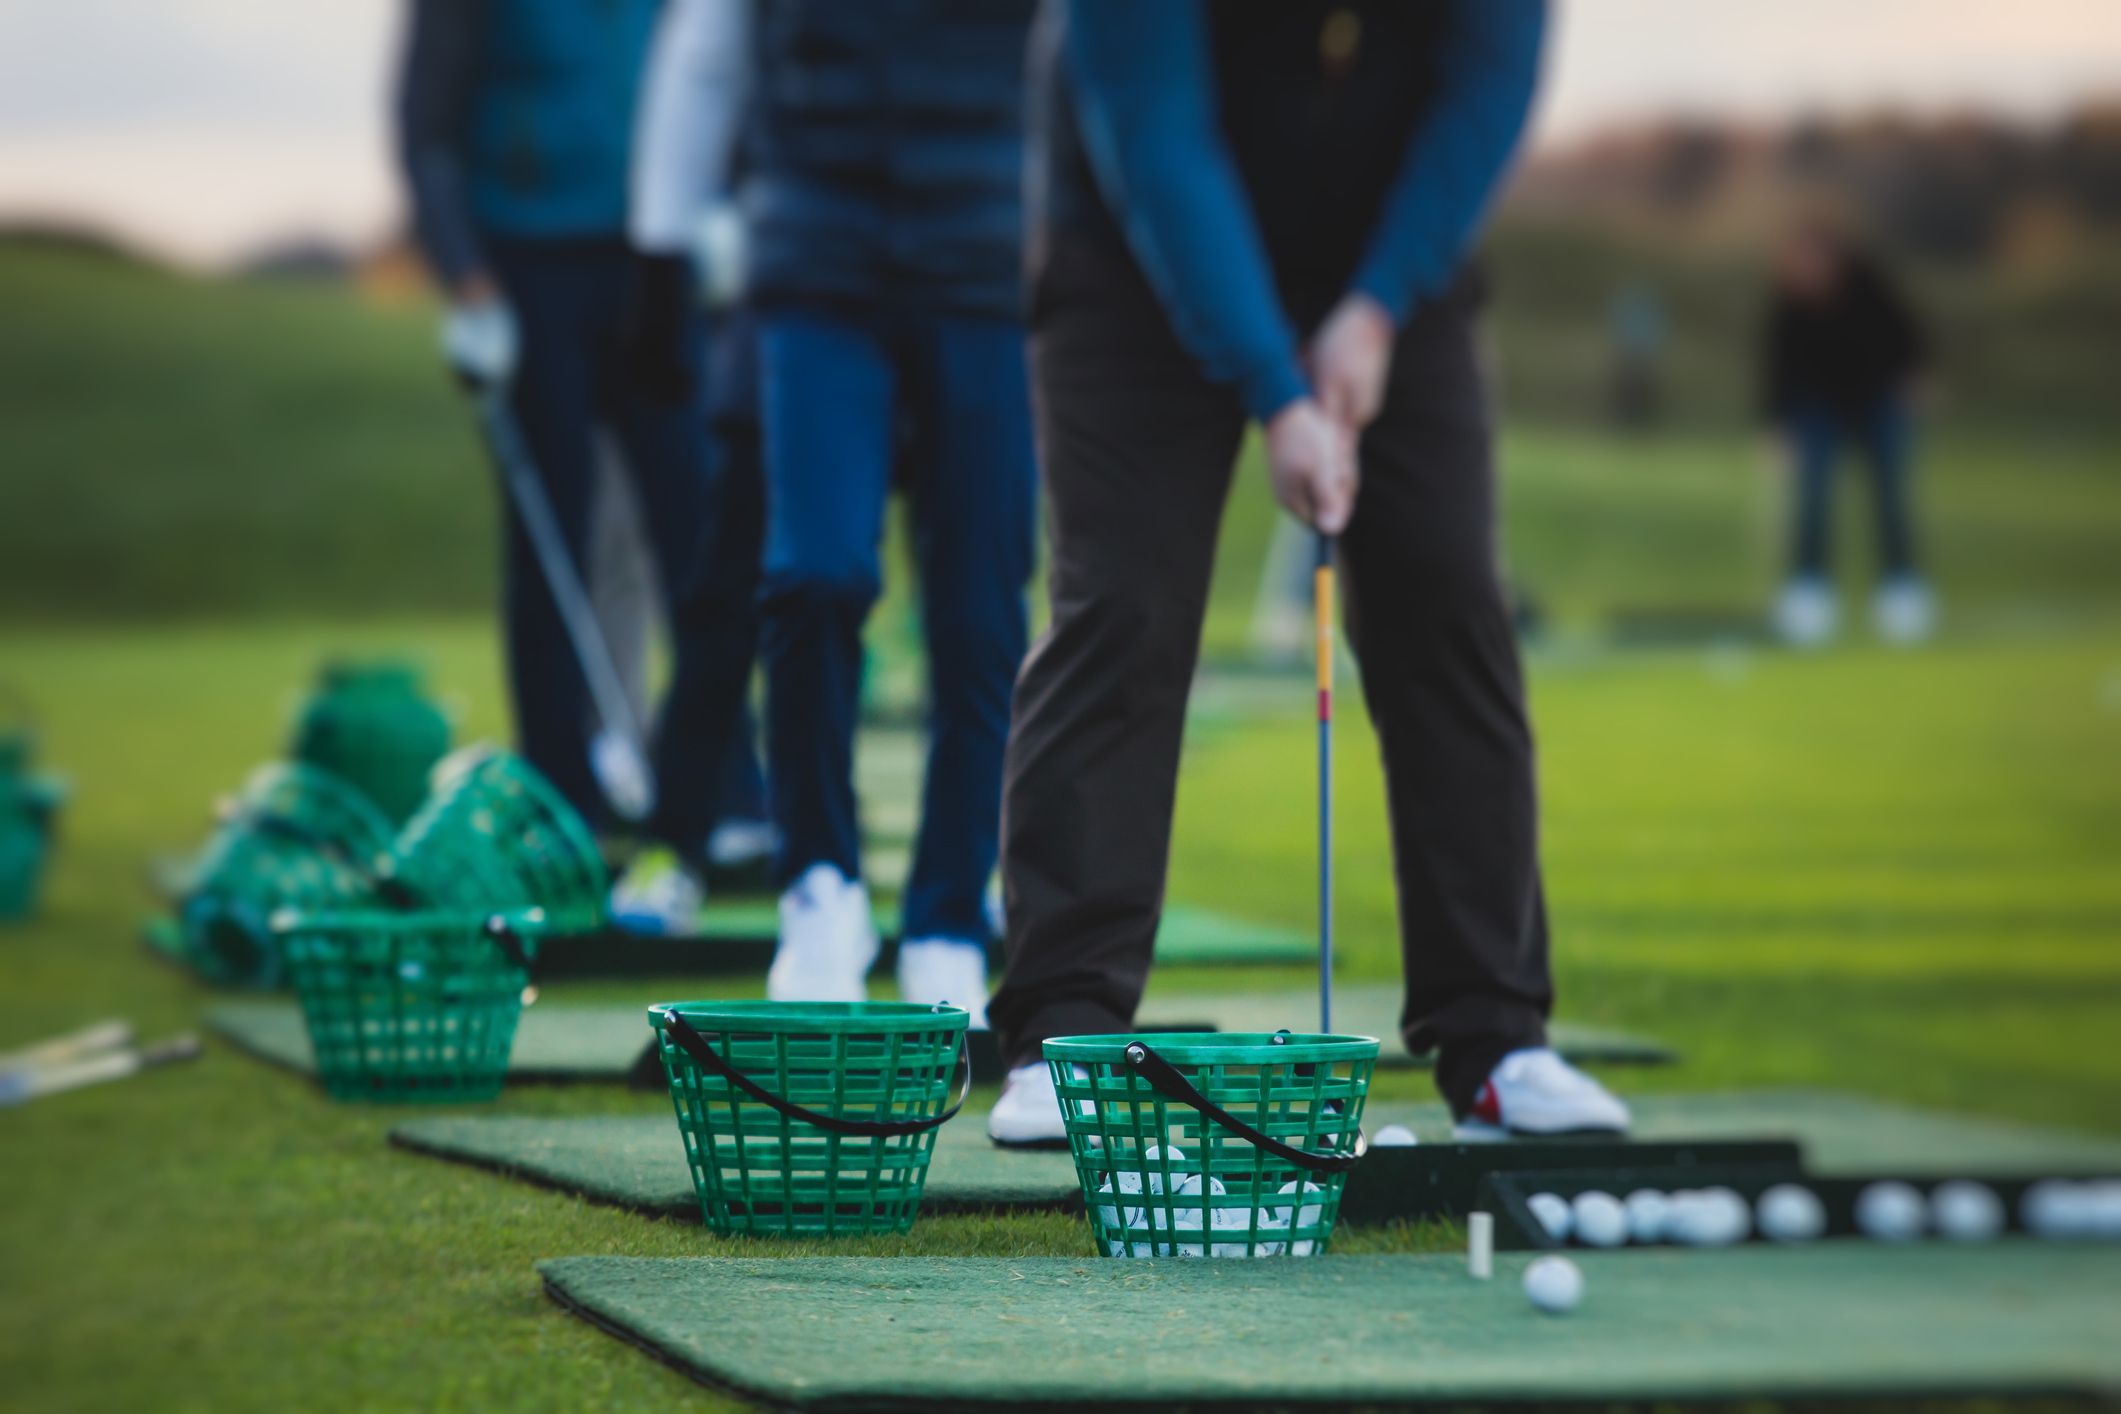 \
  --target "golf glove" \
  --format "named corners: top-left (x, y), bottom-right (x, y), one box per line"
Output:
top-left (440, 299), bottom-right (519, 389)
top-left (691, 199), bottom-right (748, 310)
